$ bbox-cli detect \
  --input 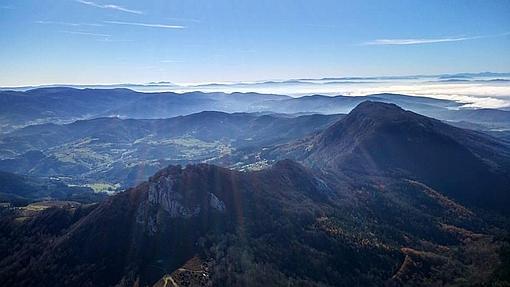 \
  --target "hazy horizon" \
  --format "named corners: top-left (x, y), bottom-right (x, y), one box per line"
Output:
top-left (3, 72), bottom-right (510, 109)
